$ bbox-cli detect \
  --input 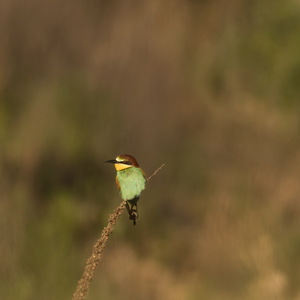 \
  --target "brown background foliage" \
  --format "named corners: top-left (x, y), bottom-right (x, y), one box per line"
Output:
top-left (1, 0), bottom-right (300, 299)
